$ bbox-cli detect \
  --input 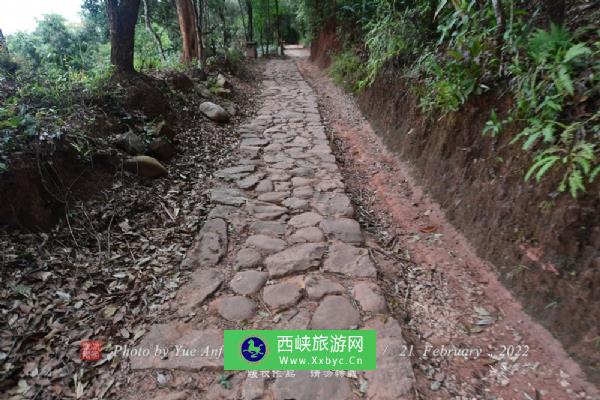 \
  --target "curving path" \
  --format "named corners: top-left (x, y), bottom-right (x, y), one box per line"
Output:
top-left (124, 57), bottom-right (415, 400)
